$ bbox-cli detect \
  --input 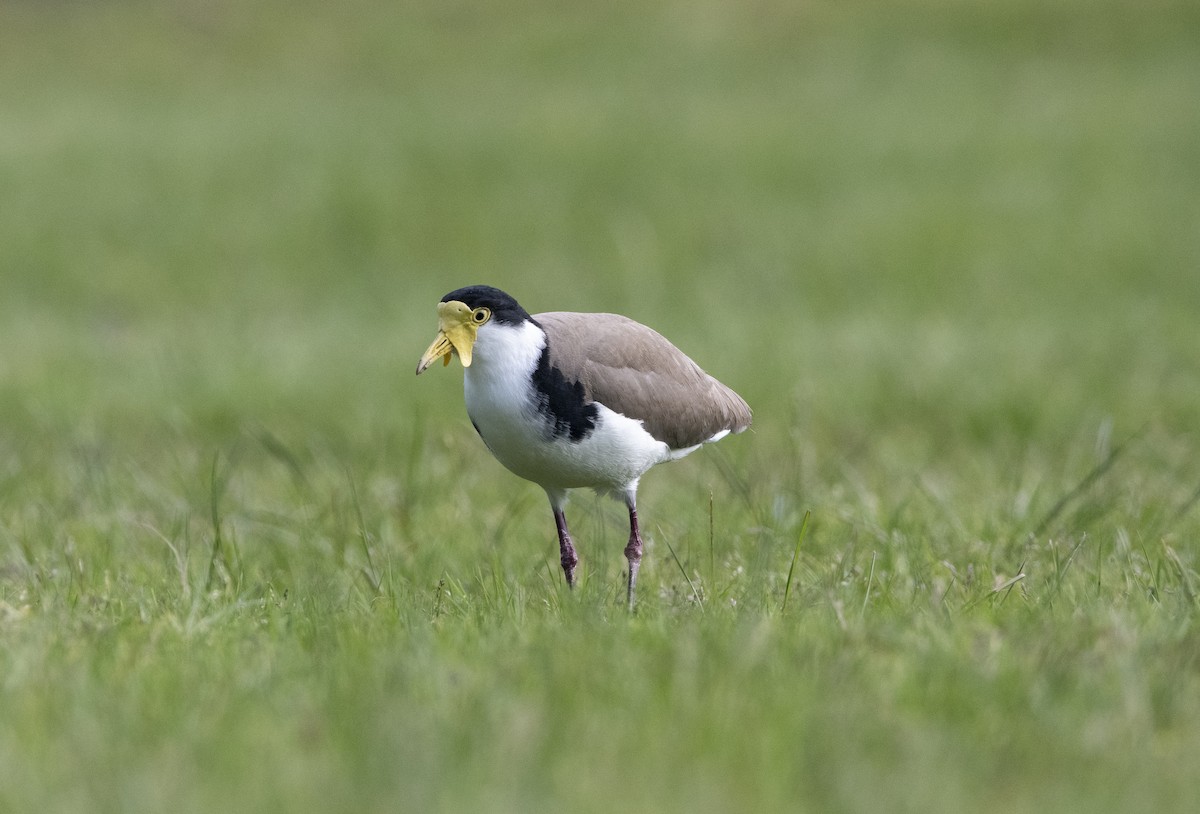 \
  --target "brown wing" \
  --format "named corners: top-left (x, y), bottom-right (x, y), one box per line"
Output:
top-left (535, 312), bottom-right (752, 450)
